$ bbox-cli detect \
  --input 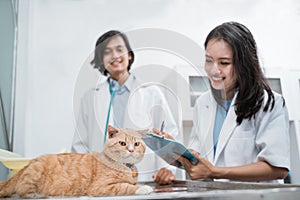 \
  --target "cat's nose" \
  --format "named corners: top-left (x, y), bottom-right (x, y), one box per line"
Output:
top-left (128, 149), bottom-right (134, 153)
top-left (128, 144), bottom-right (134, 153)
